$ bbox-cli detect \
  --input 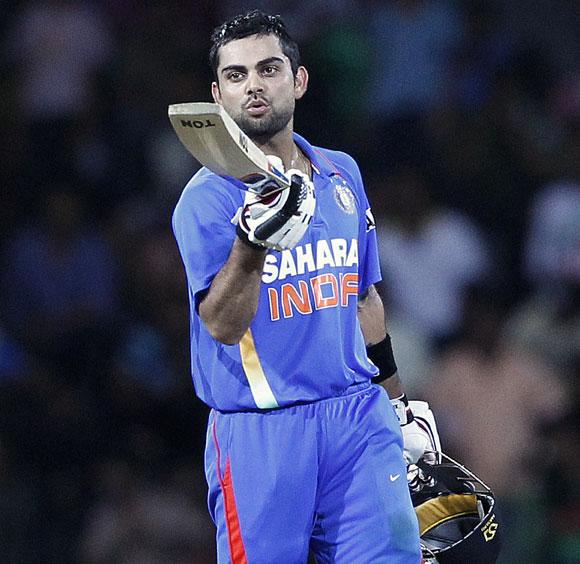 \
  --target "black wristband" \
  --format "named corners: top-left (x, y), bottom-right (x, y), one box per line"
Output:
top-left (367, 334), bottom-right (398, 384)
